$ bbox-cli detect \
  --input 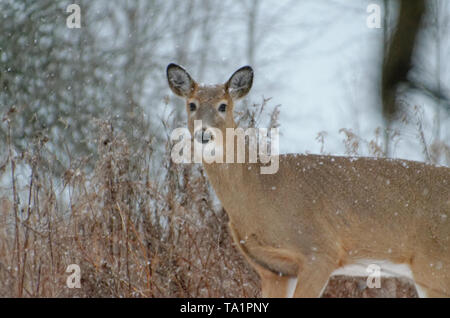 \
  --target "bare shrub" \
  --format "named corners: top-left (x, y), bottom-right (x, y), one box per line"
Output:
top-left (0, 100), bottom-right (447, 298)
top-left (0, 99), bottom-right (279, 298)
